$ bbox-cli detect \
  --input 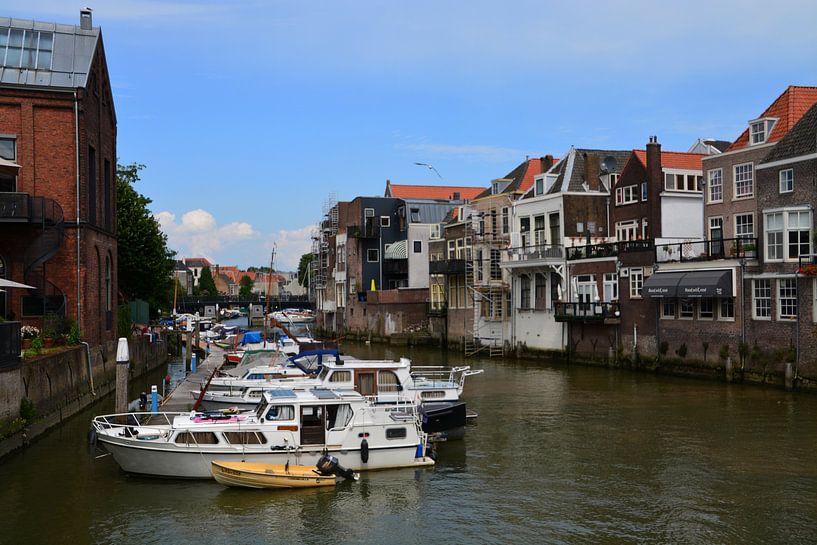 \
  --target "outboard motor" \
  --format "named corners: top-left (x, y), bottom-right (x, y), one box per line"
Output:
top-left (316, 454), bottom-right (358, 481)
